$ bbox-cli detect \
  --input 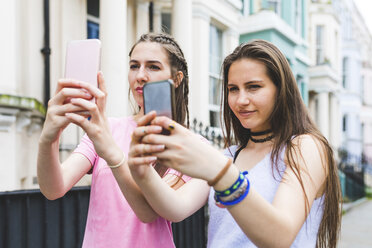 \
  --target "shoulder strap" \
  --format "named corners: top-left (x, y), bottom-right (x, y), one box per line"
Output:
top-left (233, 143), bottom-right (247, 163)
